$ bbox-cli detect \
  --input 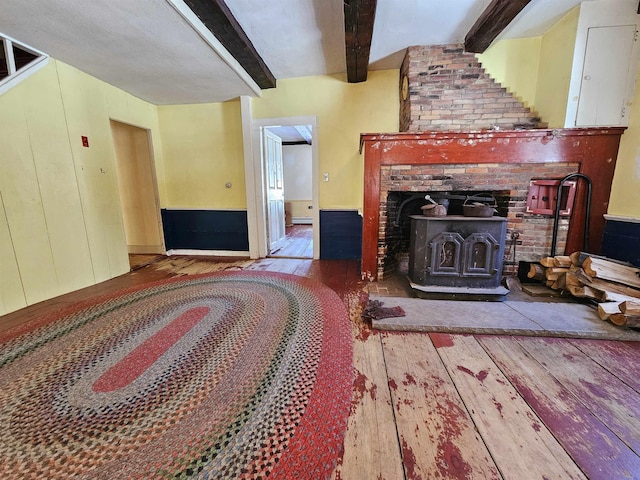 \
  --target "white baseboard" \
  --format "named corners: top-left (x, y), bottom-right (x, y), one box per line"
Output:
top-left (292, 217), bottom-right (313, 224)
top-left (166, 249), bottom-right (250, 257)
